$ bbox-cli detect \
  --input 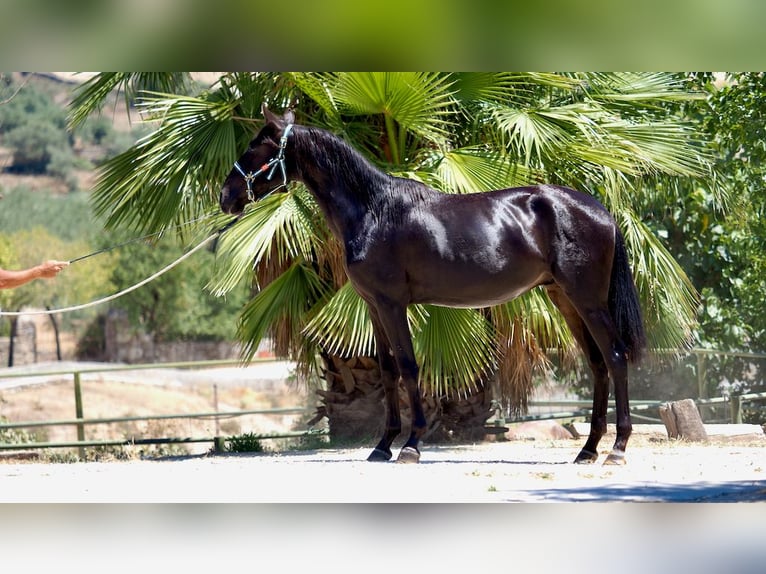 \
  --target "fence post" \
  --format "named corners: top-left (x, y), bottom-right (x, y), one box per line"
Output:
top-left (730, 395), bottom-right (743, 424)
top-left (73, 372), bottom-right (85, 459)
top-left (696, 353), bottom-right (708, 419)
